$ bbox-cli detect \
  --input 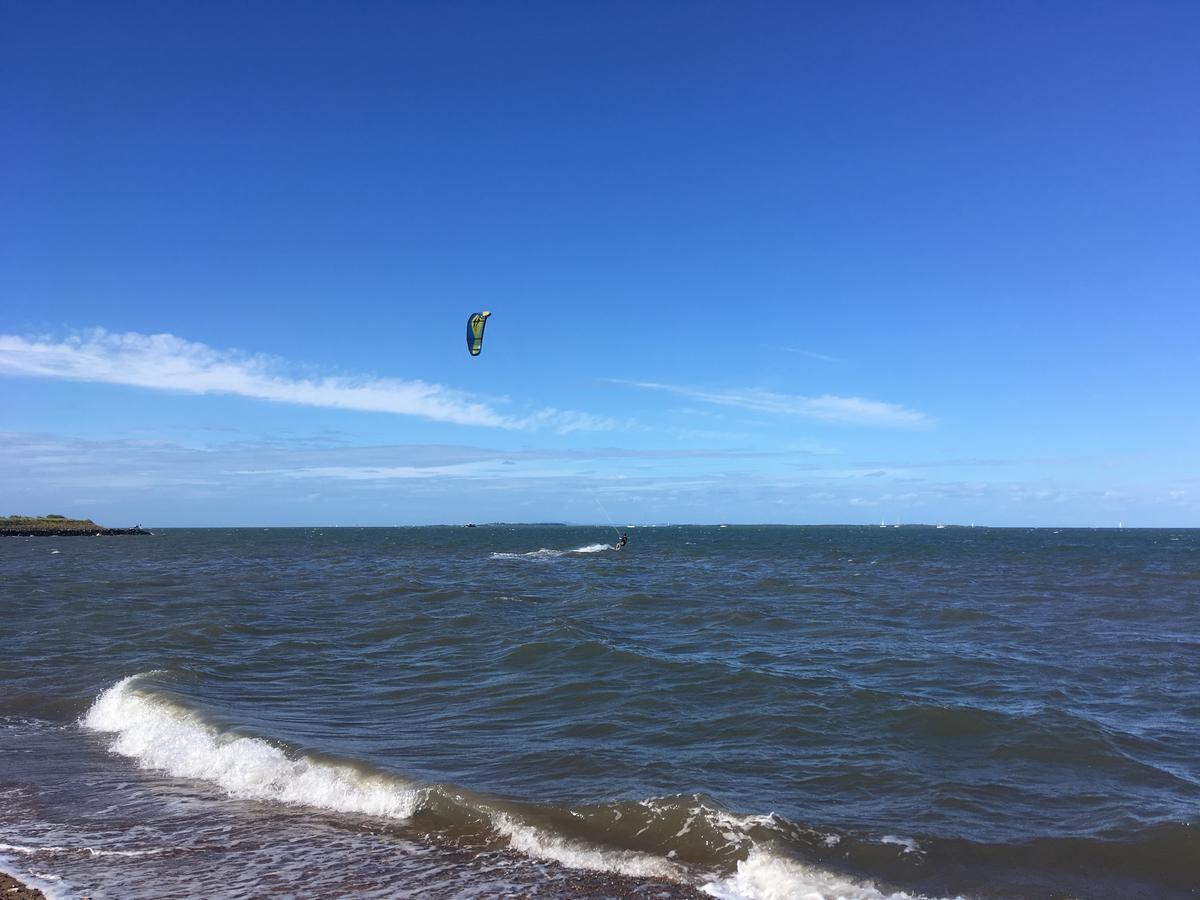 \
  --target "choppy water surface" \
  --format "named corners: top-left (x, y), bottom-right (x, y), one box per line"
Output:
top-left (2, 526), bottom-right (1198, 898)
